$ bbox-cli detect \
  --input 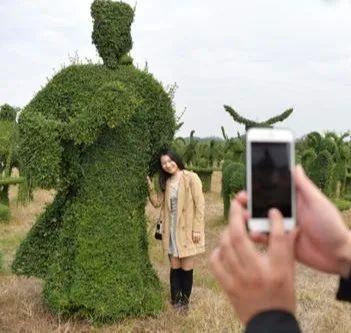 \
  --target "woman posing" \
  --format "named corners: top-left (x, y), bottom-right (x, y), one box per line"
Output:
top-left (147, 148), bottom-right (205, 311)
